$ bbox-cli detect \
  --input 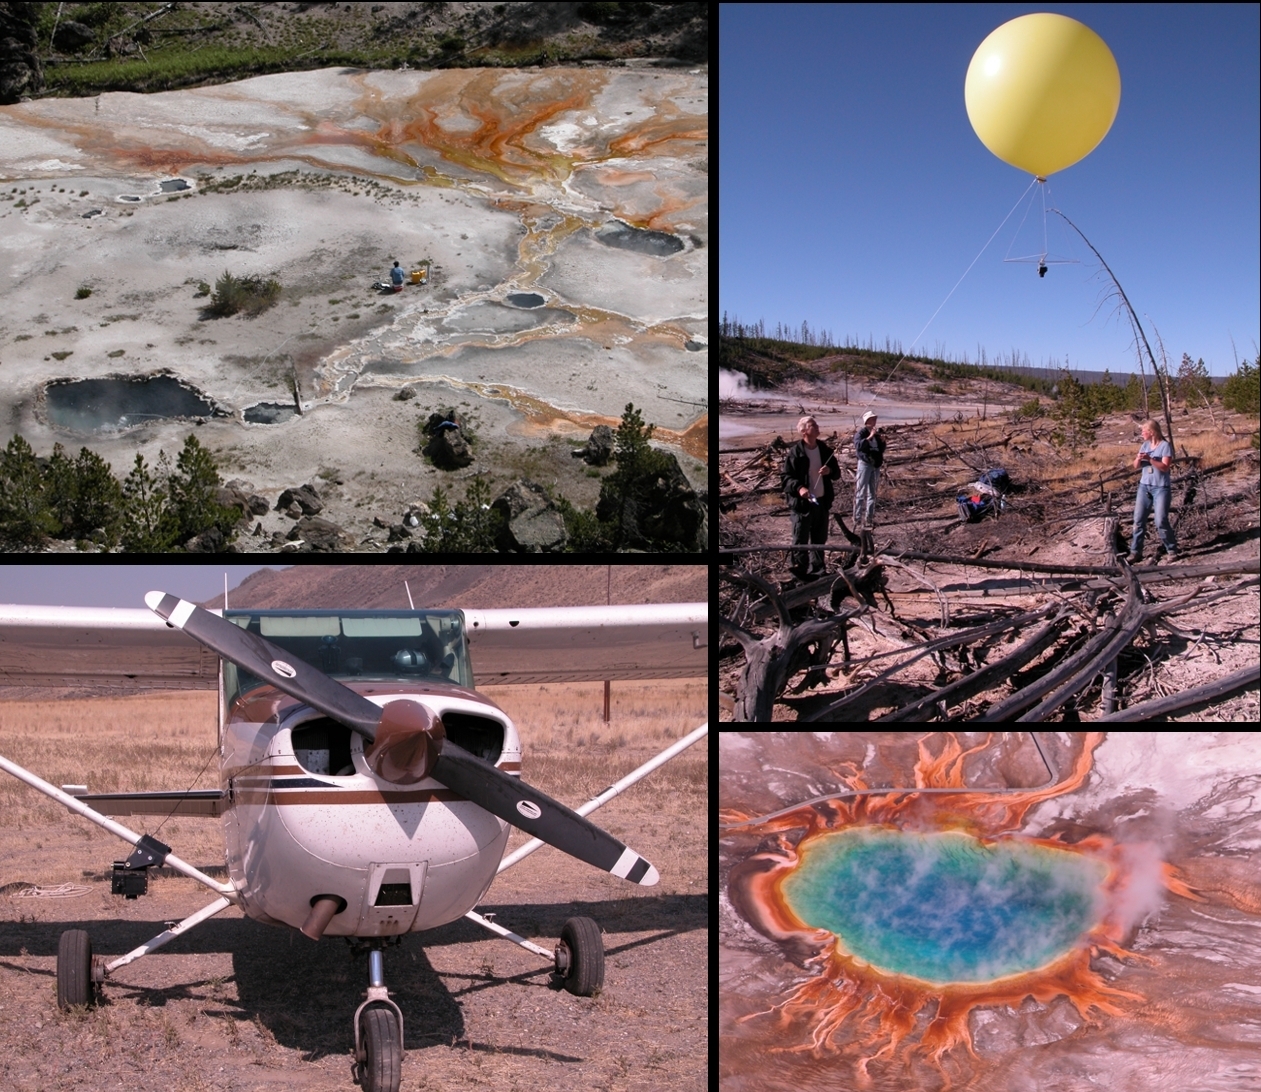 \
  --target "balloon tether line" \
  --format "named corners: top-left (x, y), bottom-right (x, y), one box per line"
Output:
top-left (885, 175), bottom-right (1039, 381)
top-left (1048, 207), bottom-right (1175, 447)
